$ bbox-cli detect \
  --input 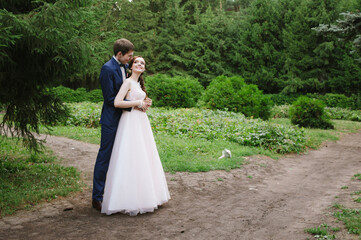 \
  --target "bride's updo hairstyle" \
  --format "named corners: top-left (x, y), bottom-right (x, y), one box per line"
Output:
top-left (129, 56), bottom-right (147, 97)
